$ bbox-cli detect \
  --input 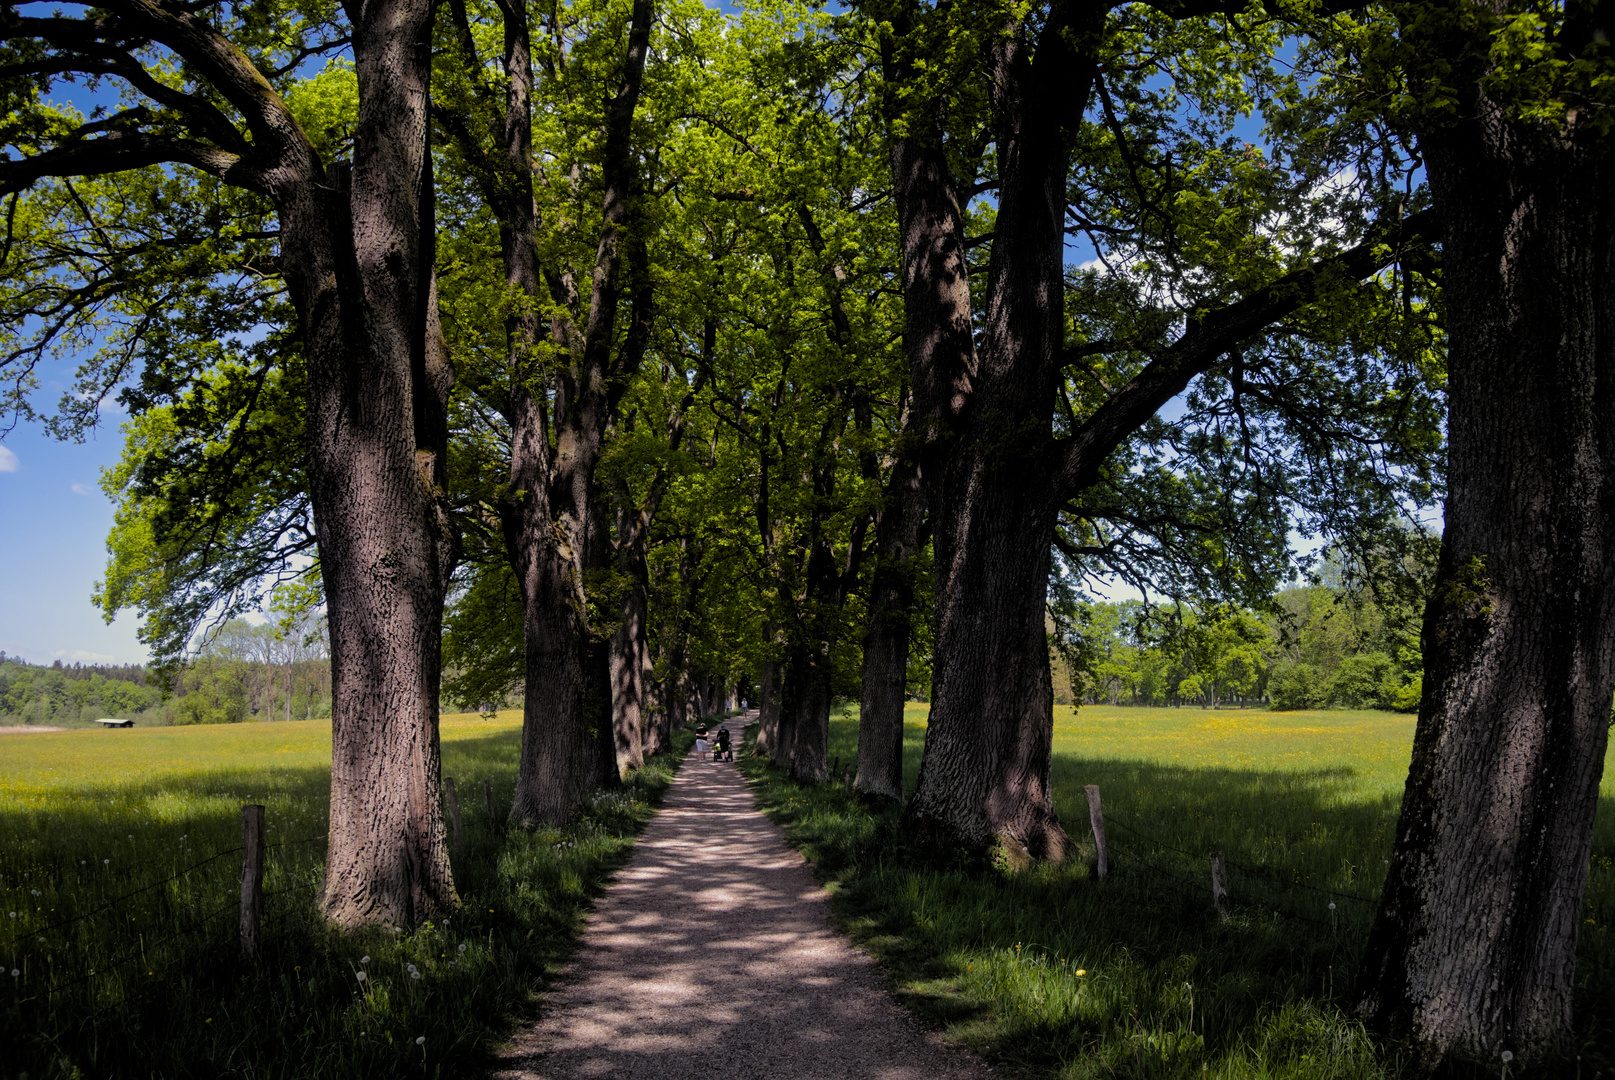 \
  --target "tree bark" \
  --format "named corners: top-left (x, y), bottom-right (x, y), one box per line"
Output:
top-left (609, 496), bottom-right (649, 773)
top-left (781, 642), bottom-right (833, 783)
top-left (471, 0), bottom-right (651, 824)
top-left (296, 0), bottom-right (457, 927)
top-left (856, 454), bottom-right (925, 802)
top-left (891, 12), bottom-right (1085, 861)
top-left (756, 656), bottom-right (781, 756)
top-left (1354, 26), bottom-right (1615, 1063)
